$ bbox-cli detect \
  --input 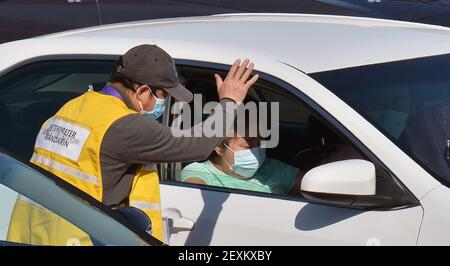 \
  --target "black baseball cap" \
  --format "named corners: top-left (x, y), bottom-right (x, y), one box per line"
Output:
top-left (116, 44), bottom-right (193, 102)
